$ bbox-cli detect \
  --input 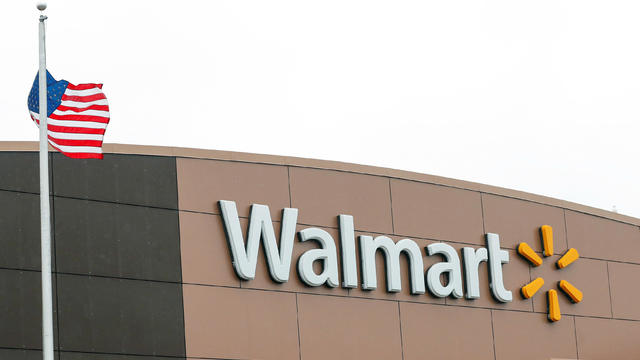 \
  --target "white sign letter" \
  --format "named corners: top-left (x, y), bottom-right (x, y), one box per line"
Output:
top-left (426, 243), bottom-right (463, 298)
top-left (462, 247), bottom-right (488, 299)
top-left (360, 235), bottom-right (425, 294)
top-left (486, 233), bottom-right (512, 302)
top-left (297, 228), bottom-right (339, 287)
top-left (339, 215), bottom-right (358, 288)
top-left (219, 200), bottom-right (298, 282)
